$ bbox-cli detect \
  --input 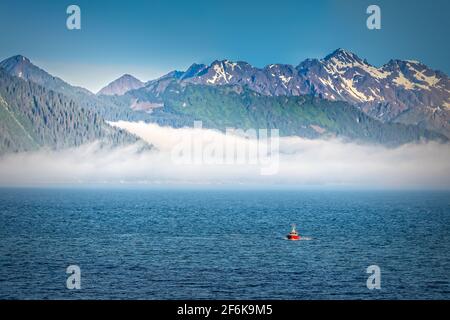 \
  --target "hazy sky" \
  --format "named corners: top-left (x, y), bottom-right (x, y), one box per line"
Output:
top-left (0, 0), bottom-right (449, 92)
